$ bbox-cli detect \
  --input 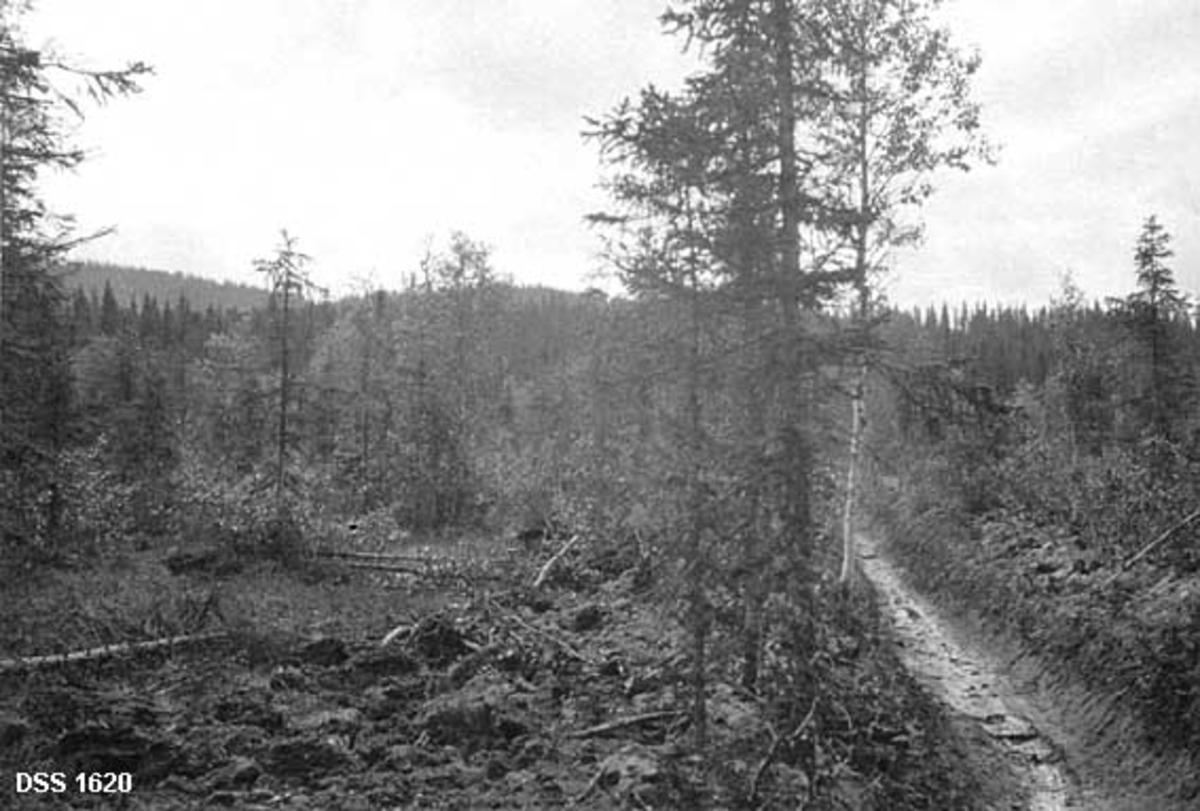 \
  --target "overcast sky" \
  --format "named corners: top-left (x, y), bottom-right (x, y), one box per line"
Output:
top-left (21, 0), bottom-right (1200, 308)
